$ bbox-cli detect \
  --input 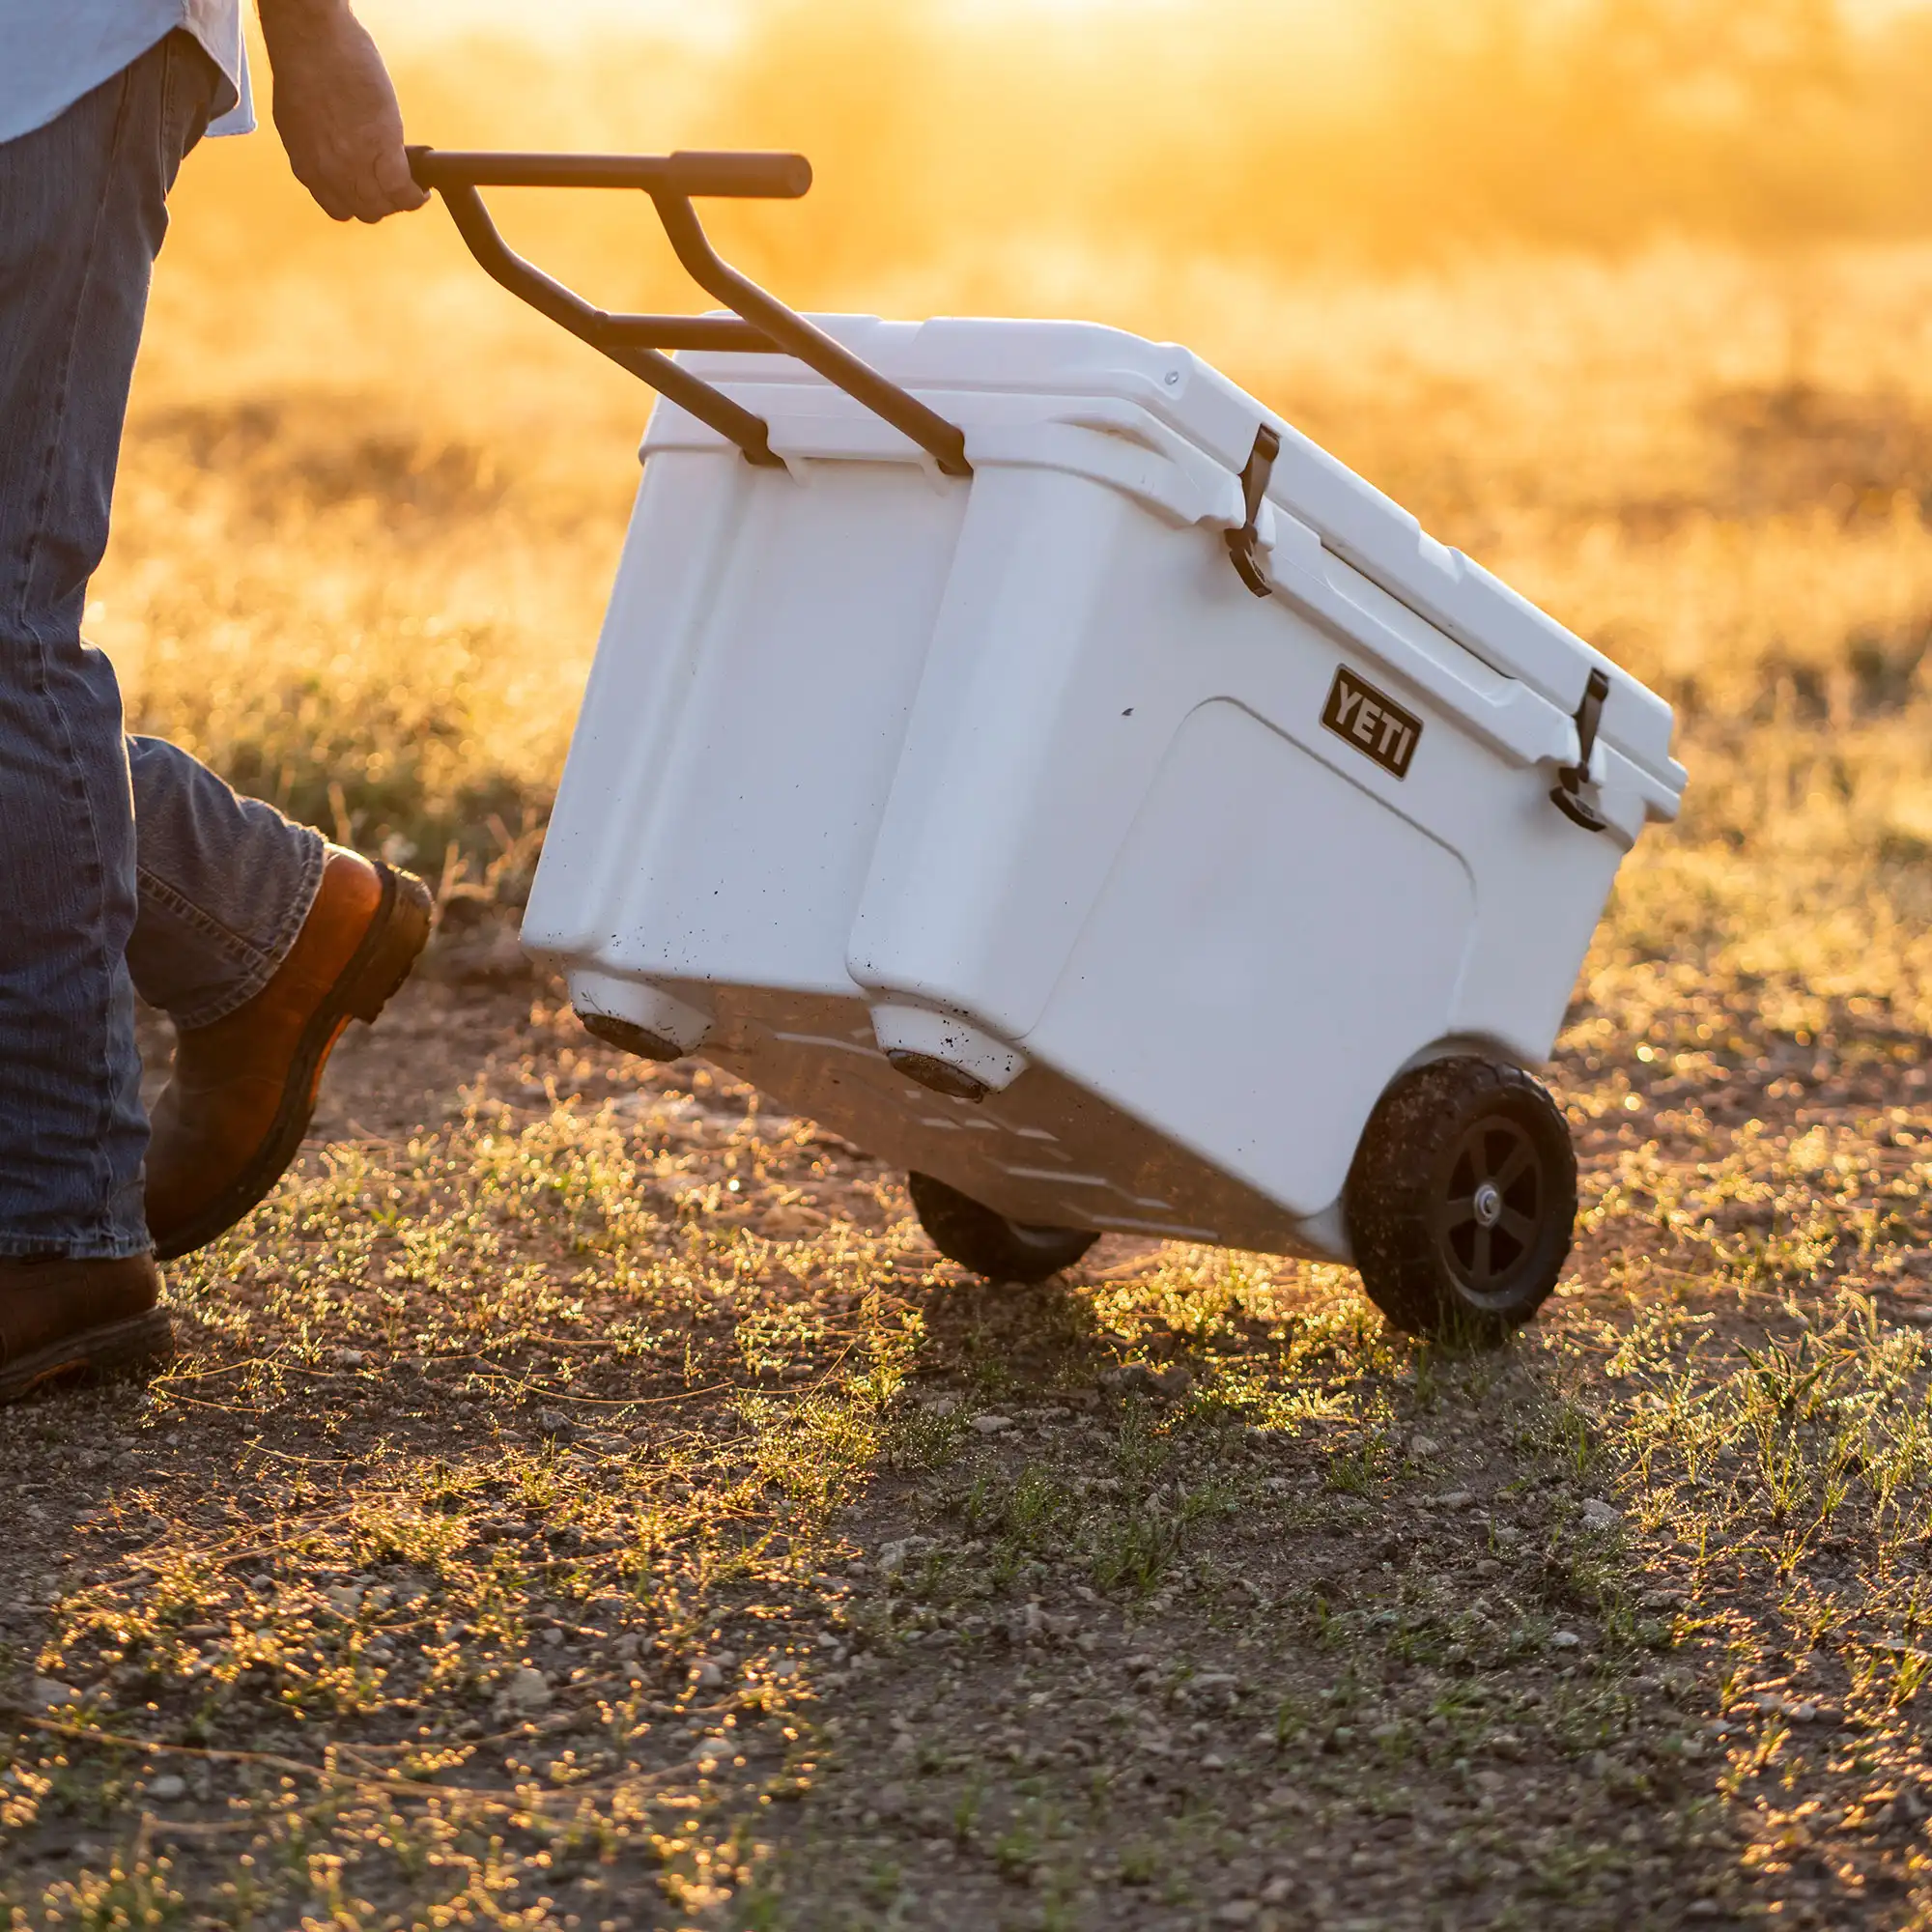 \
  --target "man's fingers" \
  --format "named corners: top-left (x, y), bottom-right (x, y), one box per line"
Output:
top-left (371, 144), bottom-right (430, 213)
top-left (294, 159), bottom-right (355, 222)
top-left (290, 139), bottom-right (424, 223)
